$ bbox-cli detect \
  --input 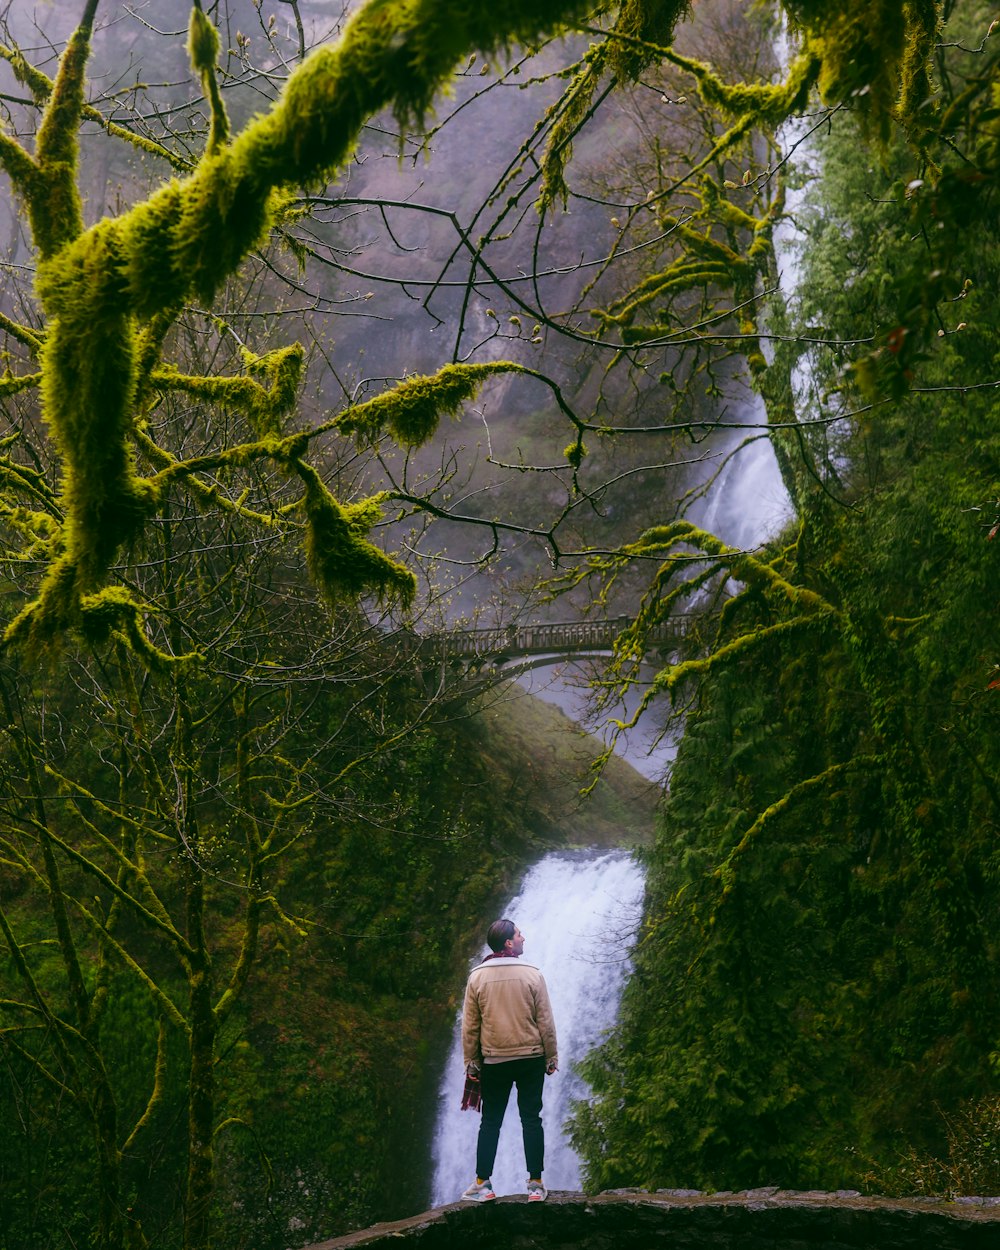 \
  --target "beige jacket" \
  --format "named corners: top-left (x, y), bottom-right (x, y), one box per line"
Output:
top-left (462, 957), bottom-right (558, 1067)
